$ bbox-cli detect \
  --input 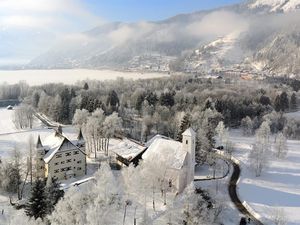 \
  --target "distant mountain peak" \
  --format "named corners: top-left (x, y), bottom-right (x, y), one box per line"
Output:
top-left (248, 0), bottom-right (300, 12)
